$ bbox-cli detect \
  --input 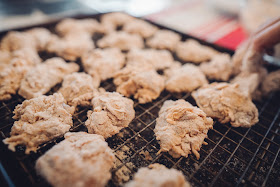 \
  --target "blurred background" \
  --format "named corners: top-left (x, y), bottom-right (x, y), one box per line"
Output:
top-left (1, 0), bottom-right (280, 50)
